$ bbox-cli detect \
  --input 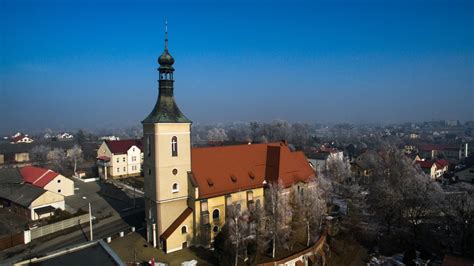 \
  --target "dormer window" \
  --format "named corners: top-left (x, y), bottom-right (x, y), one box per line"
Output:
top-left (171, 136), bottom-right (178, 157)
